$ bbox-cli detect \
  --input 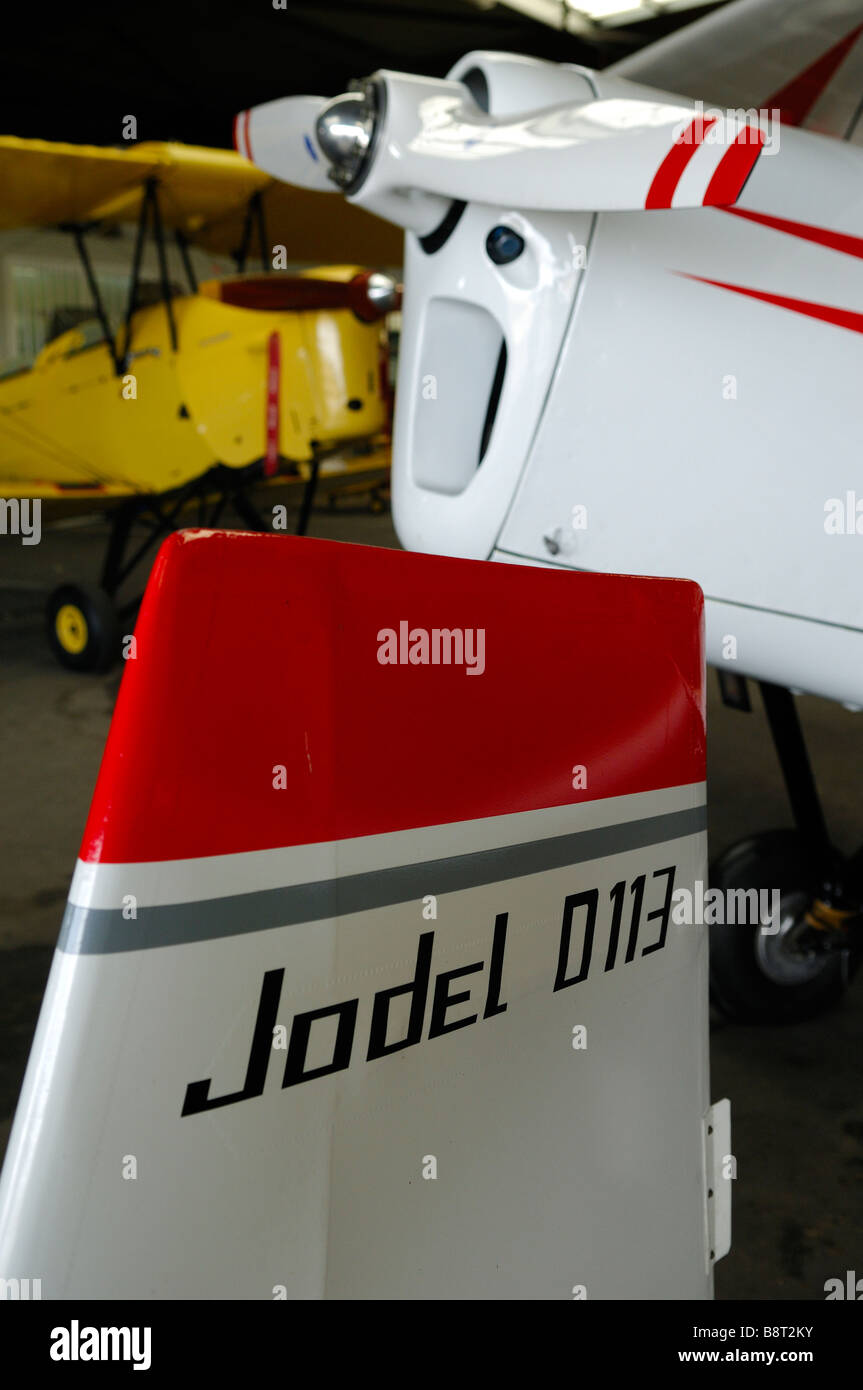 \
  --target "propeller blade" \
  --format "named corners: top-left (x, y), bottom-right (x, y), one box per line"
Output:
top-left (235, 67), bottom-right (767, 221)
top-left (233, 95), bottom-right (333, 192)
top-left (215, 272), bottom-right (400, 320)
